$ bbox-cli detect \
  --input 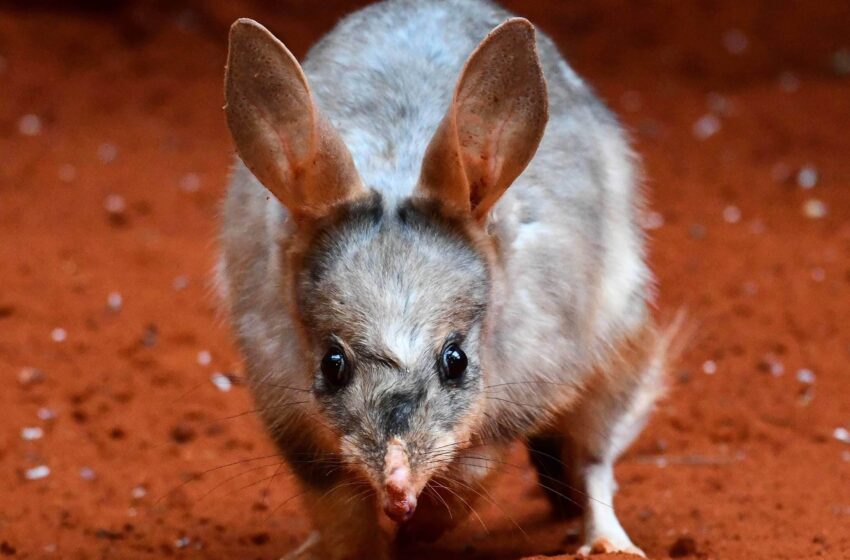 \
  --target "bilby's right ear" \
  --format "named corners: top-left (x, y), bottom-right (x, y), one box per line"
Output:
top-left (225, 19), bottom-right (364, 219)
